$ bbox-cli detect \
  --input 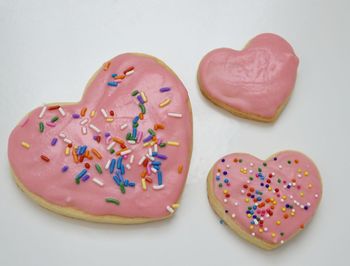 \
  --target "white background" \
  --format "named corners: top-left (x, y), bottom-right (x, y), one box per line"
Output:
top-left (1, 1), bottom-right (349, 265)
